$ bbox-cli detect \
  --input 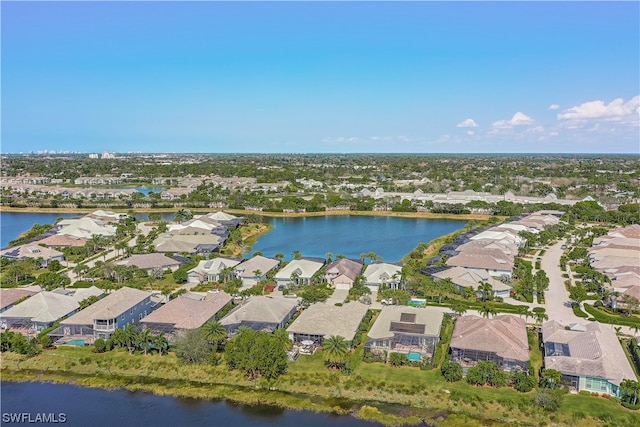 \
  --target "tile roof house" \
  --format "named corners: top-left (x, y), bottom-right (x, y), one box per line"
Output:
top-left (32, 234), bottom-right (88, 248)
top-left (366, 306), bottom-right (444, 362)
top-left (140, 291), bottom-right (232, 339)
top-left (0, 244), bottom-right (65, 267)
top-left (542, 320), bottom-right (636, 397)
top-left (286, 302), bottom-right (369, 345)
top-left (362, 262), bottom-right (403, 290)
top-left (274, 258), bottom-right (325, 287)
top-left (0, 291), bottom-right (83, 332)
top-left (234, 255), bottom-right (281, 287)
top-left (431, 266), bottom-right (512, 297)
top-left (445, 249), bottom-right (514, 279)
top-left (53, 287), bottom-right (154, 340)
top-left (324, 258), bottom-right (364, 290)
top-left (0, 288), bottom-right (40, 314)
top-left (220, 296), bottom-right (298, 335)
top-left (116, 253), bottom-right (182, 274)
top-left (154, 233), bottom-right (224, 254)
top-left (187, 257), bottom-right (242, 284)
top-left (450, 315), bottom-right (529, 372)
